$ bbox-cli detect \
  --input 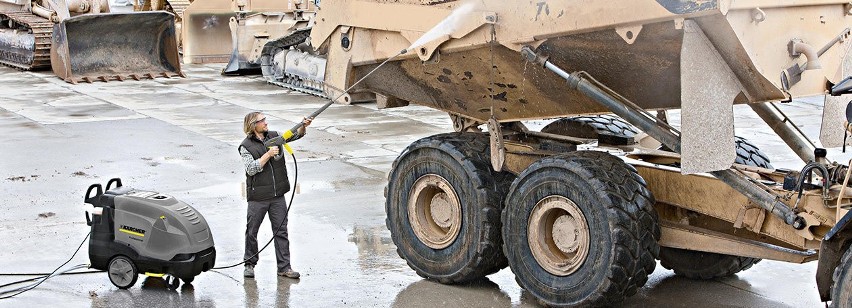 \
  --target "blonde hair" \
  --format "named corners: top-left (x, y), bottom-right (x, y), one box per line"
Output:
top-left (243, 112), bottom-right (264, 136)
